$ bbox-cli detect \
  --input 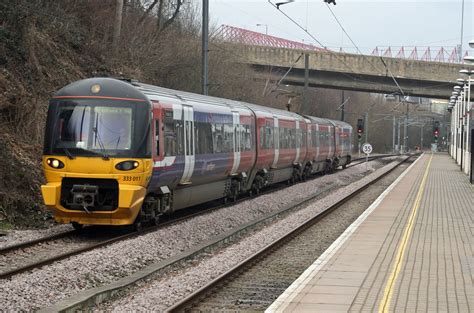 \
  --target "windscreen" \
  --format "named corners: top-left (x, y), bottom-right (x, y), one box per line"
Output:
top-left (44, 99), bottom-right (151, 158)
